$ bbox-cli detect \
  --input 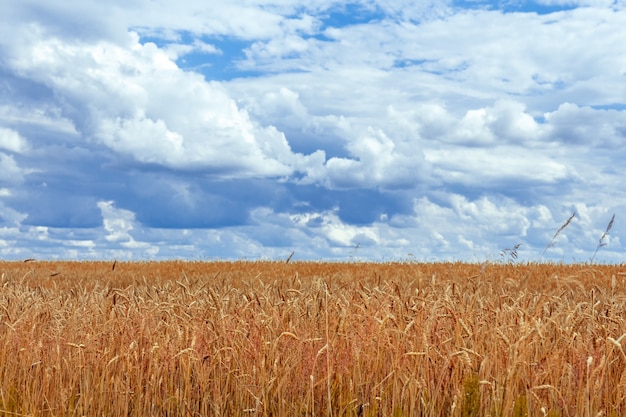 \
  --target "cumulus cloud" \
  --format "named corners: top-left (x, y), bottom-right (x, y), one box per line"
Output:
top-left (323, 125), bottom-right (430, 189)
top-left (4, 30), bottom-right (322, 178)
top-left (545, 103), bottom-right (626, 146)
top-left (0, 0), bottom-right (625, 262)
top-left (98, 200), bottom-right (160, 256)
